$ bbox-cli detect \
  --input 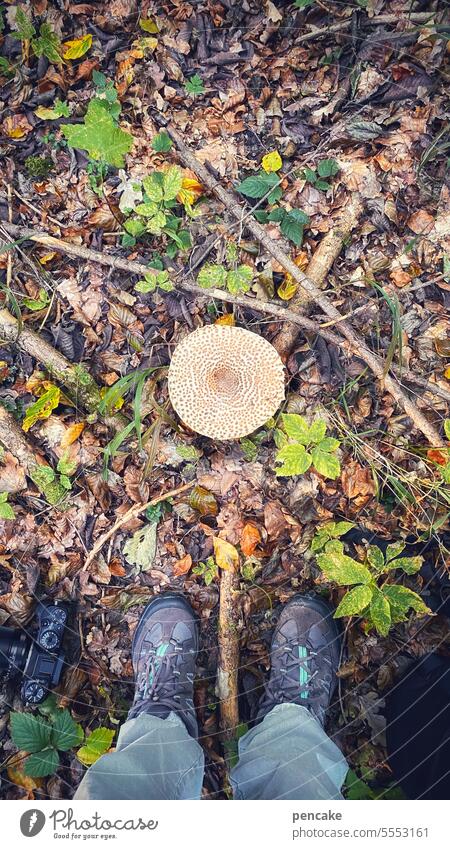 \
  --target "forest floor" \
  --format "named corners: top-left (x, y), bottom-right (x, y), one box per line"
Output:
top-left (0, 0), bottom-right (449, 800)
